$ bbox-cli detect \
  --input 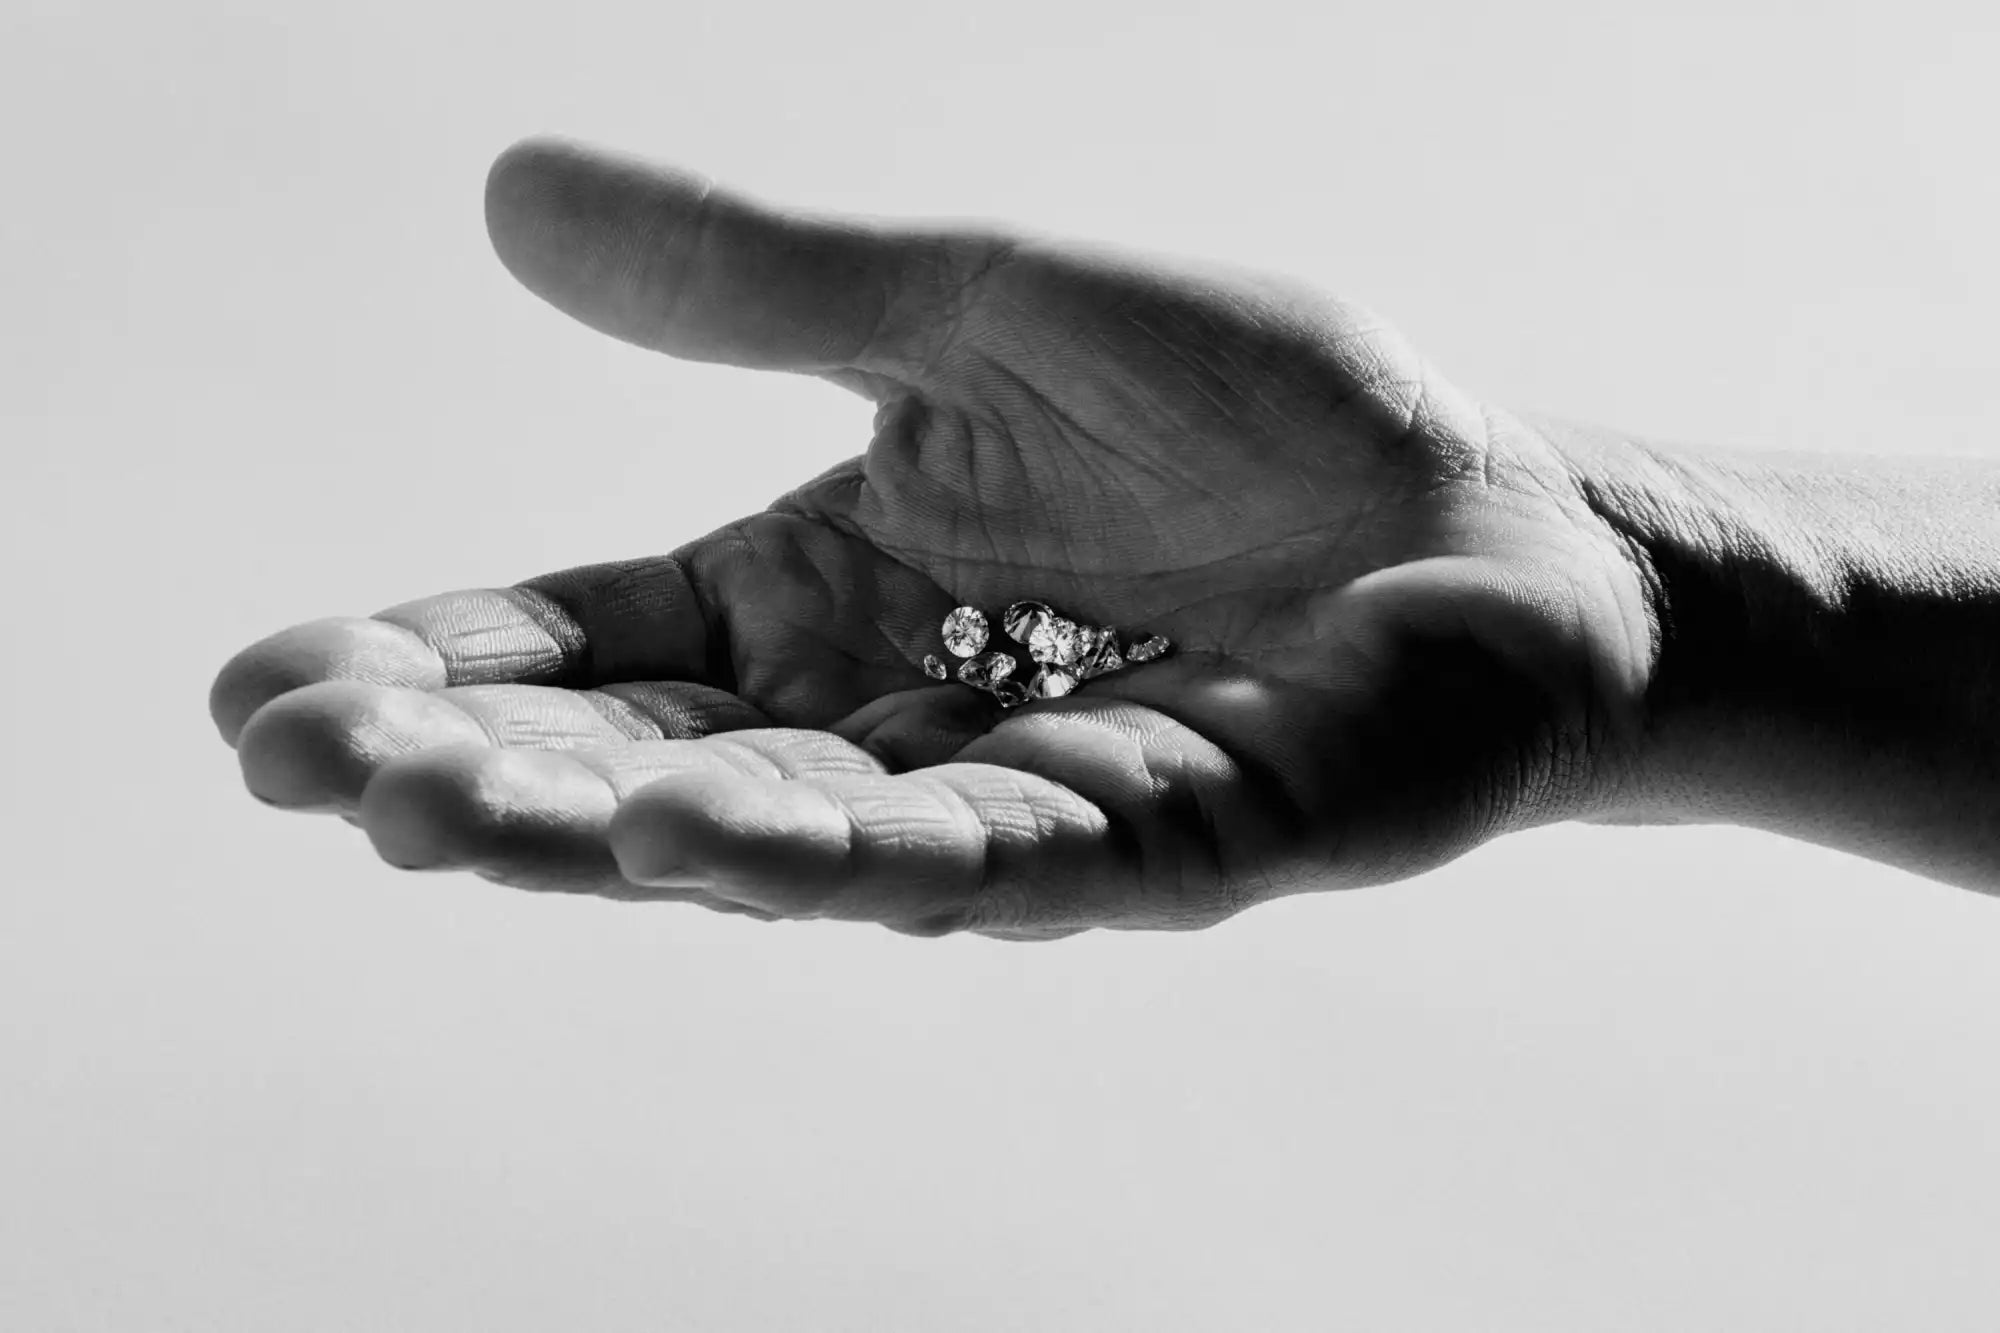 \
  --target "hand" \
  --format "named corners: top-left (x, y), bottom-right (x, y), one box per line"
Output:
top-left (211, 137), bottom-right (1658, 939)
